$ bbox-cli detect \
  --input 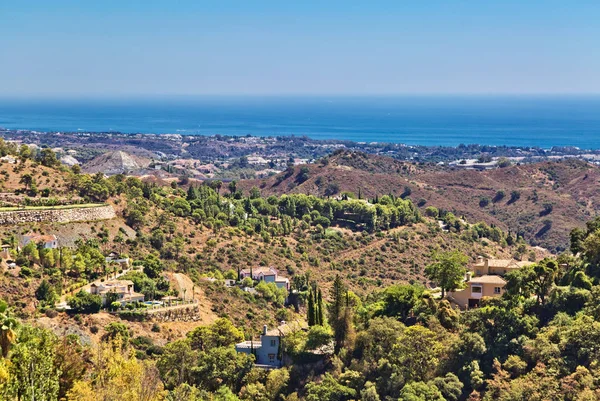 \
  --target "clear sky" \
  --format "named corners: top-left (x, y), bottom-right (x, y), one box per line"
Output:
top-left (1, 0), bottom-right (599, 96)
